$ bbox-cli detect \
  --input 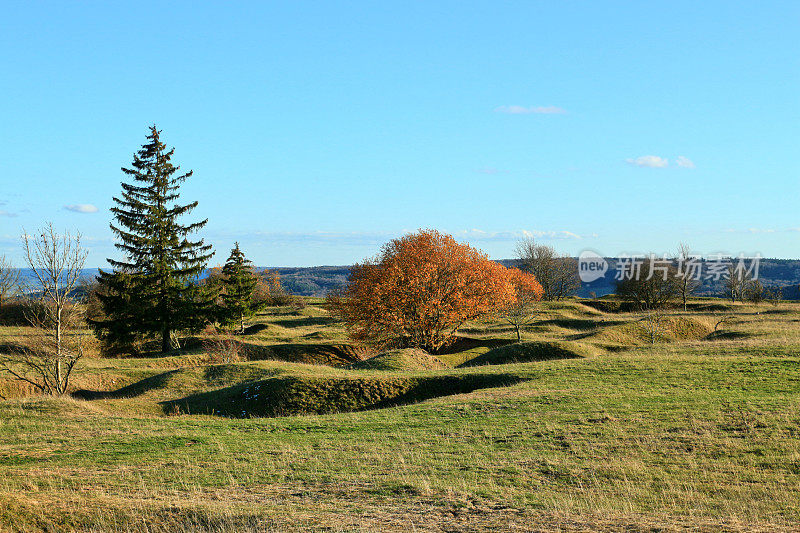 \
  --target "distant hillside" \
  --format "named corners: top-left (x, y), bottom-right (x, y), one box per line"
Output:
top-left (266, 258), bottom-right (800, 299)
top-left (14, 260), bottom-right (800, 299)
top-left (568, 258), bottom-right (800, 299)
top-left (269, 266), bottom-right (351, 296)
